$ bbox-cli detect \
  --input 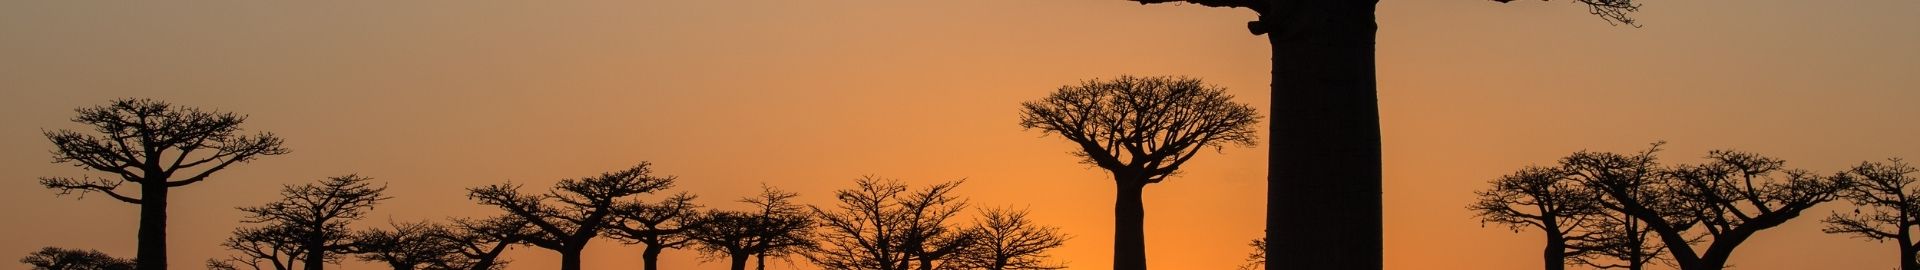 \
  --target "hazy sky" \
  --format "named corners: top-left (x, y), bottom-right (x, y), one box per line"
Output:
top-left (2, 1), bottom-right (1916, 270)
